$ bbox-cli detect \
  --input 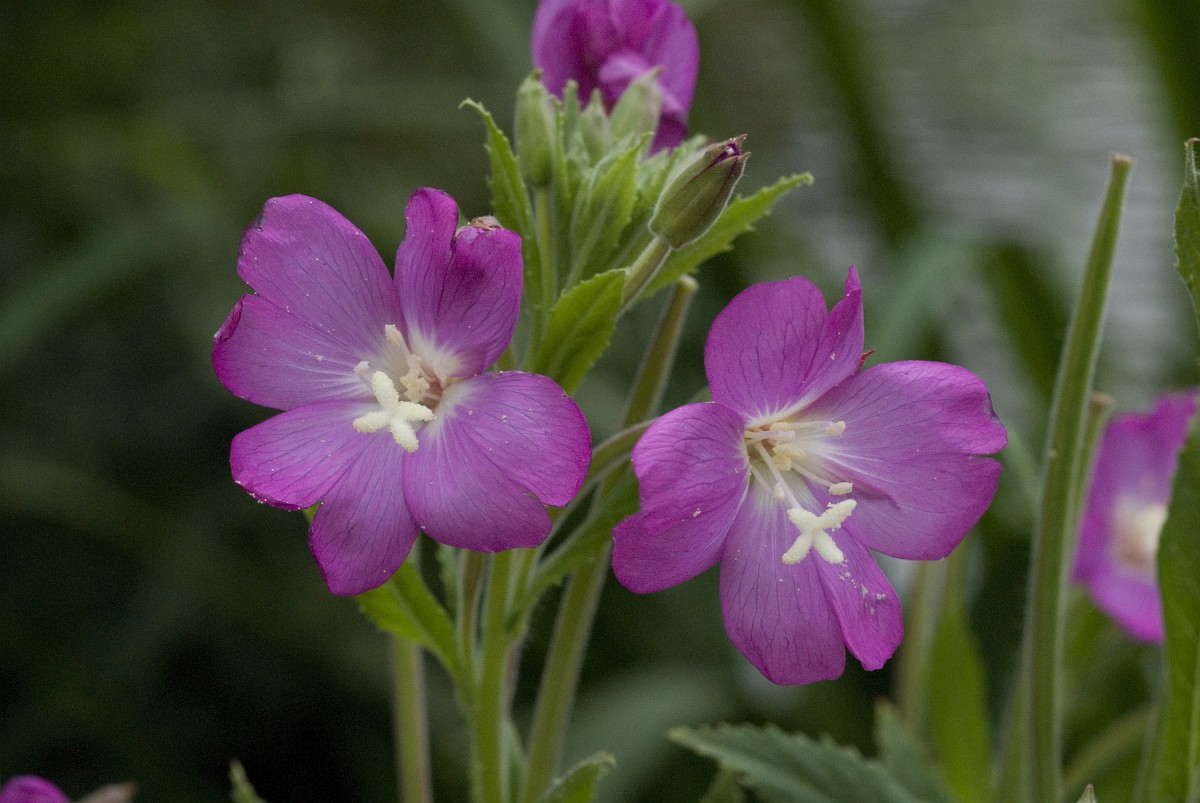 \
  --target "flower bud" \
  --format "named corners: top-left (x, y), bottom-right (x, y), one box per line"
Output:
top-left (515, 71), bottom-right (557, 186)
top-left (649, 135), bottom-right (749, 247)
top-left (609, 68), bottom-right (663, 147)
top-left (579, 90), bottom-right (613, 162)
